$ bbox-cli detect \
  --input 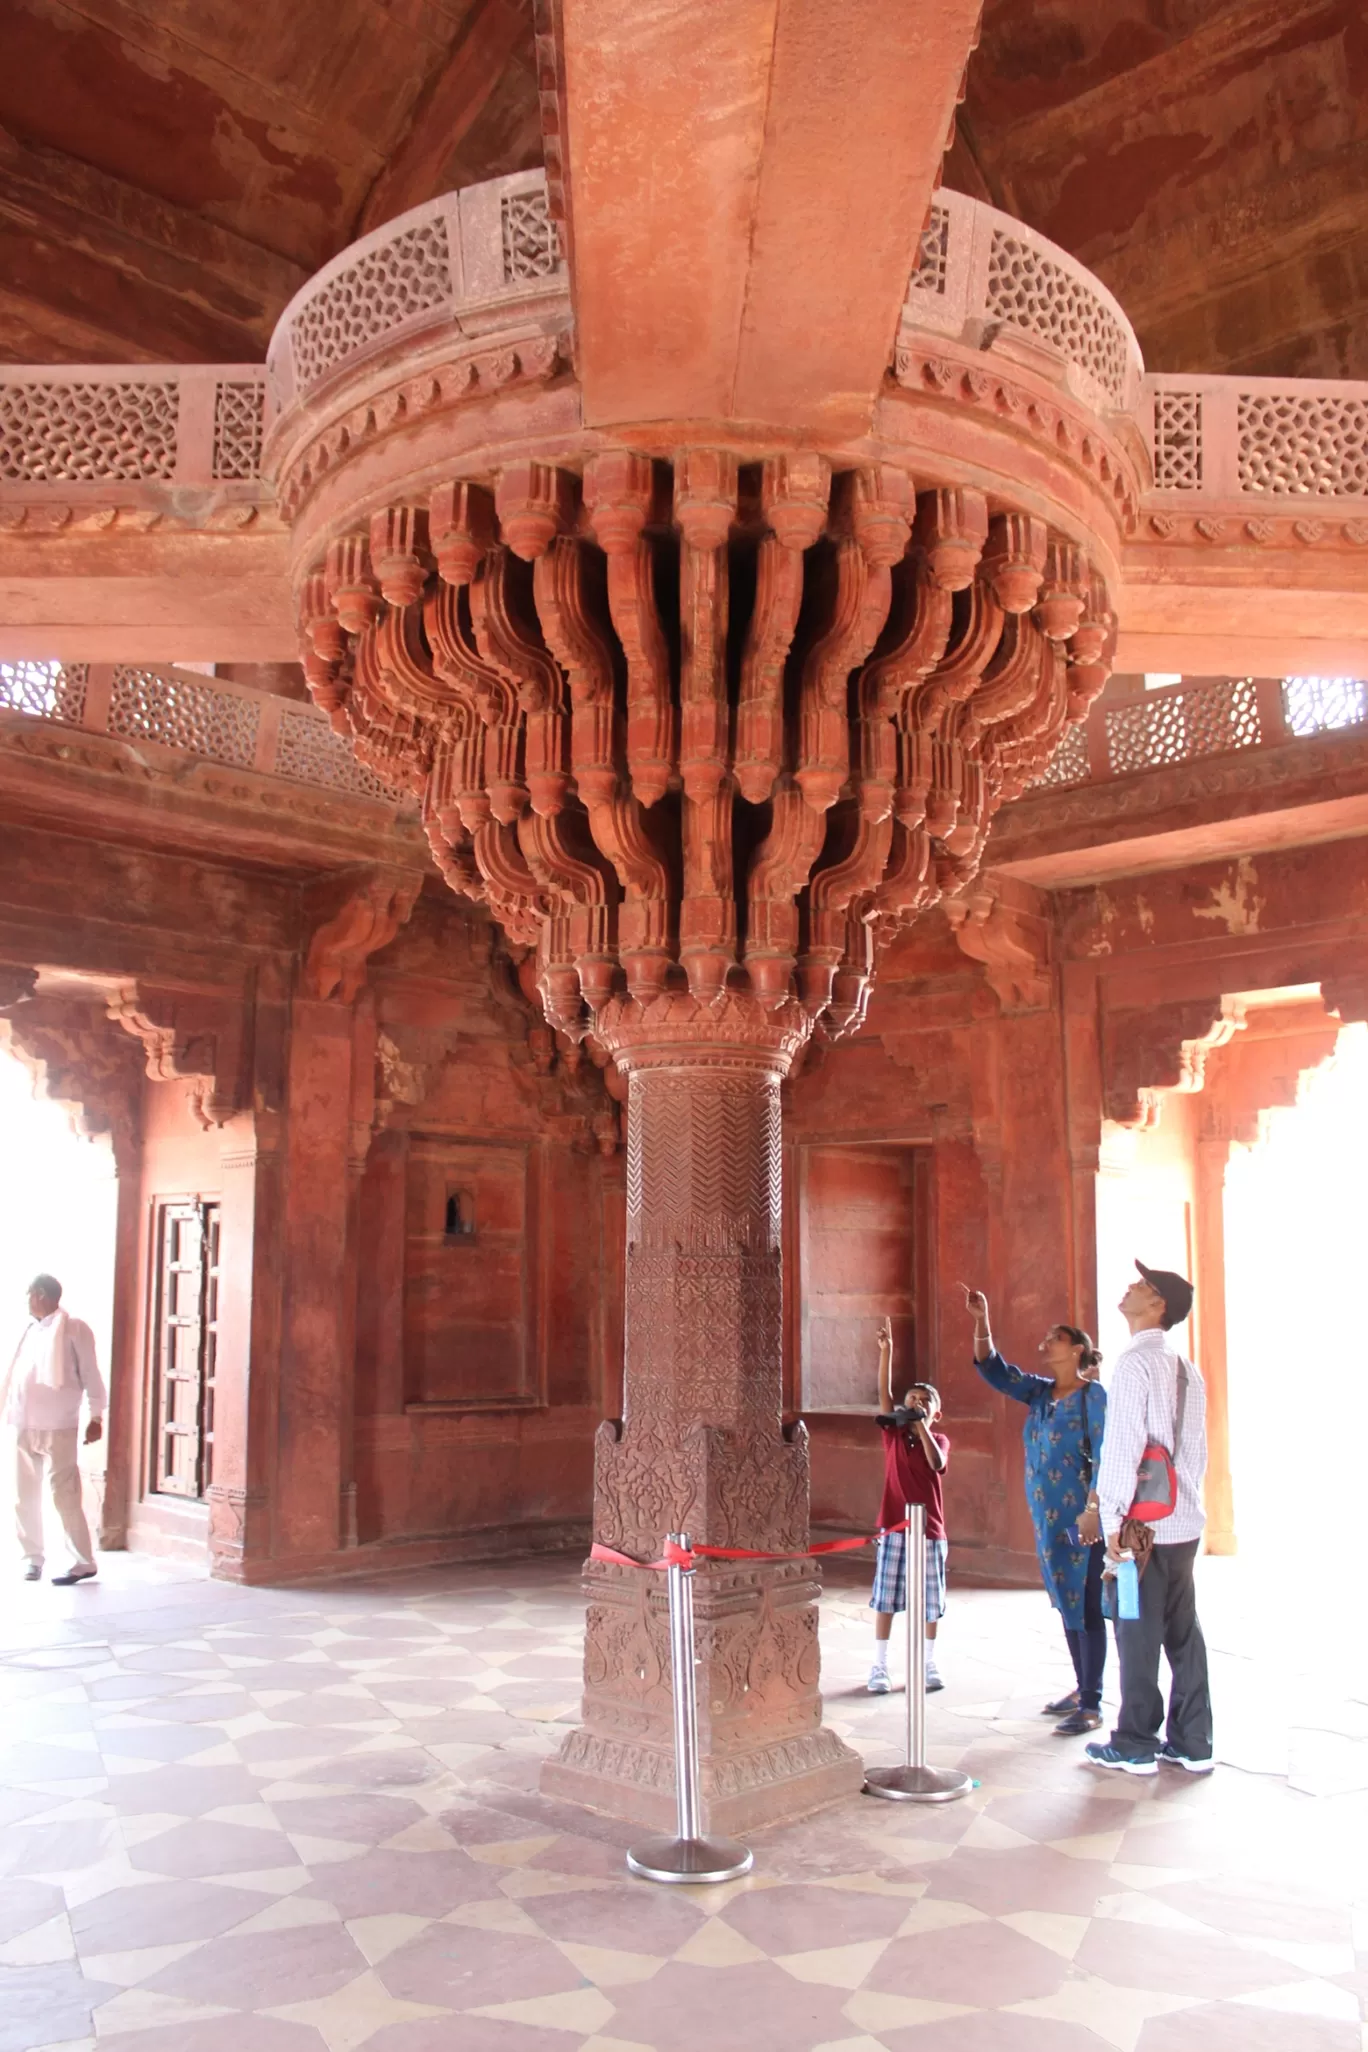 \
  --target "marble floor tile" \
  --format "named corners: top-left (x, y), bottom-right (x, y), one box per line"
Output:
top-left (0, 1550), bottom-right (1360, 2052)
